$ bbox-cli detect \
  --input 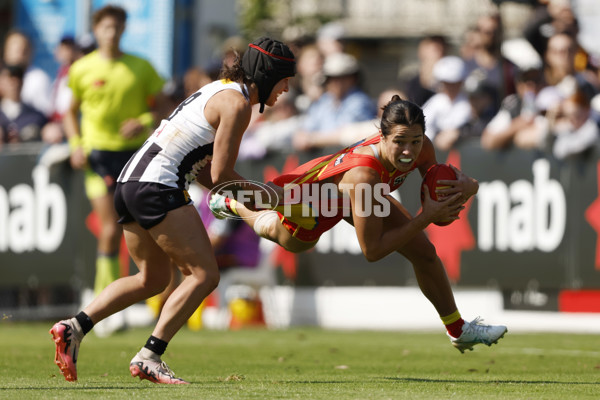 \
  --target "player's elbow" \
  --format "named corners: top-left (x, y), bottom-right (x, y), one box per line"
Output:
top-left (362, 246), bottom-right (384, 262)
top-left (472, 179), bottom-right (479, 195)
top-left (210, 169), bottom-right (229, 186)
